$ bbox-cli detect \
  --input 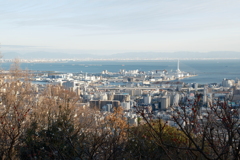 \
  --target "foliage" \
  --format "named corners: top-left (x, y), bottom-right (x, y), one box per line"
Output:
top-left (1, 59), bottom-right (239, 159)
top-left (137, 94), bottom-right (240, 160)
